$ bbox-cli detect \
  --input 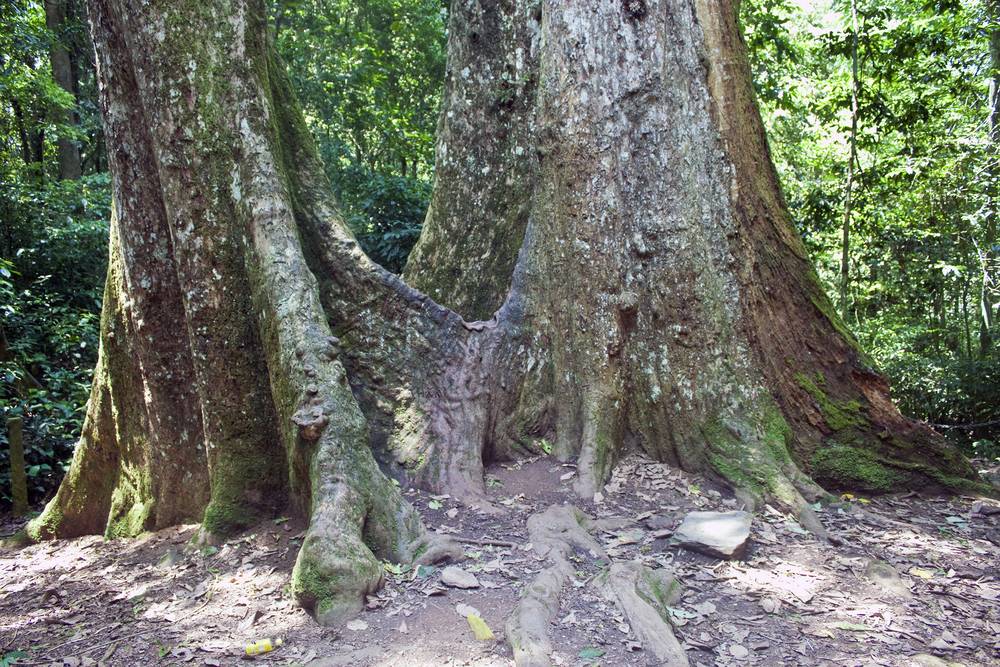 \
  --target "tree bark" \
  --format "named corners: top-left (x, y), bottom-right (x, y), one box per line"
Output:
top-left (839, 0), bottom-right (859, 322)
top-left (404, 0), bottom-right (540, 319)
top-left (30, 0), bottom-right (986, 630)
top-left (981, 0), bottom-right (1000, 354)
top-left (29, 0), bottom-right (461, 625)
top-left (45, 0), bottom-right (83, 180)
top-left (408, 0), bottom-right (981, 505)
top-left (11, 98), bottom-right (34, 168)
top-left (6, 417), bottom-right (28, 517)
